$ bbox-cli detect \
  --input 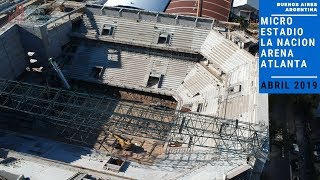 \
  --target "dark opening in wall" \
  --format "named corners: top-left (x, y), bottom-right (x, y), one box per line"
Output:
top-left (158, 36), bottom-right (167, 44)
top-left (64, 7), bottom-right (74, 12)
top-left (72, 19), bottom-right (82, 32)
top-left (229, 87), bottom-right (234, 93)
top-left (197, 103), bottom-right (203, 112)
top-left (107, 157), bottom-right (124, 166)
top-left (147, 76), bottom-right (160, 87)
top-left (101, 25), bottom-right (115, 36)
top-left (90, 67), bottom-right (103, 79)
top-left (157, 32), bottom-right (171, 44)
